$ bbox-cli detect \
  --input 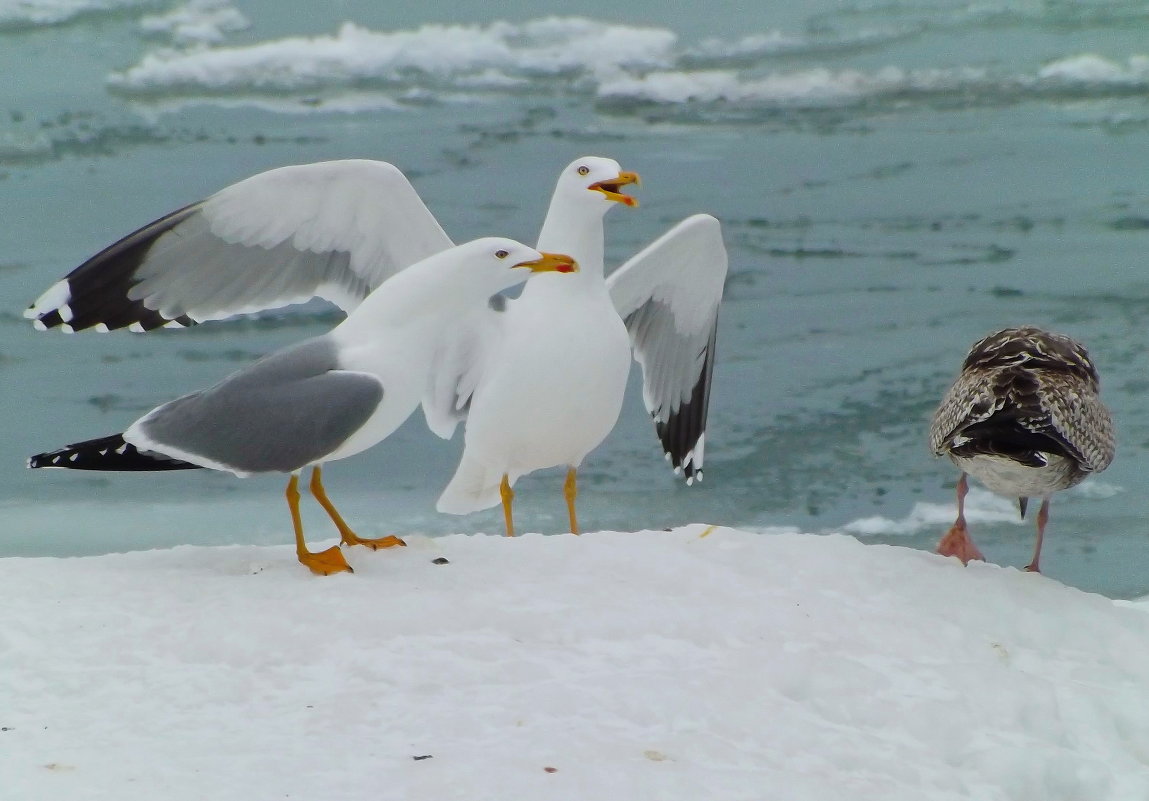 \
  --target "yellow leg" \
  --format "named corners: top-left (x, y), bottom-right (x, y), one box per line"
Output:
top-left (564, 467), bottom-right (580, 535)
top-left (309, 466), bottom-right (405, 550)
top-left (500, 474), bottom-right (515, 537)
top-left (287, 474), bottom-right (352, 576)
